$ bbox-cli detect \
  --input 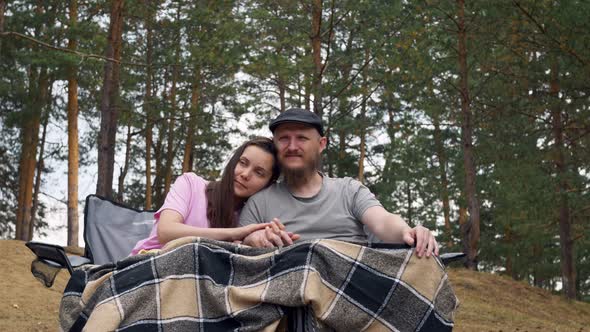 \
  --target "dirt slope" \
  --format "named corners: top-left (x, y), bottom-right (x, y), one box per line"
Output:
top-left (1, 240), bottom-right (589, 331)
